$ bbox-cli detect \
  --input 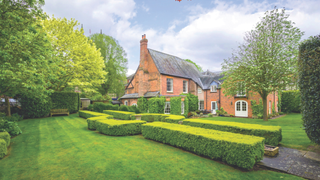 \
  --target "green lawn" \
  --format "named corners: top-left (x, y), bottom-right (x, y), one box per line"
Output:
top-left (202, 113), bottom-right (316, 151)
top-left (0, 114), bottom-right (303, 180)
